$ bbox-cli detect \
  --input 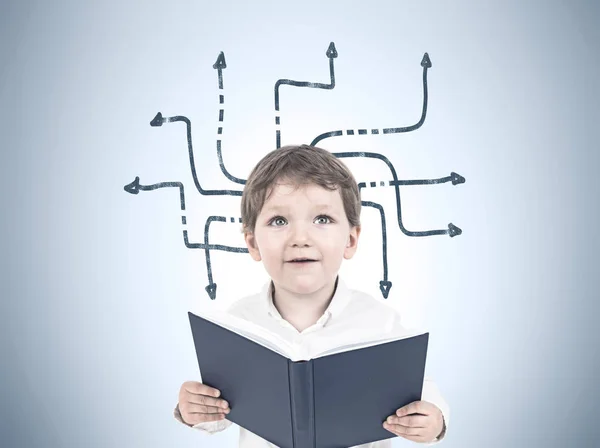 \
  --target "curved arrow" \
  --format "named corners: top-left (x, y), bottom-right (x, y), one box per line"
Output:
top-left (275, 42), bottom-right (337, 148)
top-left (150, 112), bottom-right (243, 196)
top-left (212, 52), bottom-right (246, 185)
top-left (123, 176), bottom-right (186, 210)
top-left (339, 151), bottom-right (461, 237)
top-left (361, 200), bottom-right (392, 298)
top-left (311, 53), bottom-right (432, 146)
top-left (204, 216), bottom-right (248, 299)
